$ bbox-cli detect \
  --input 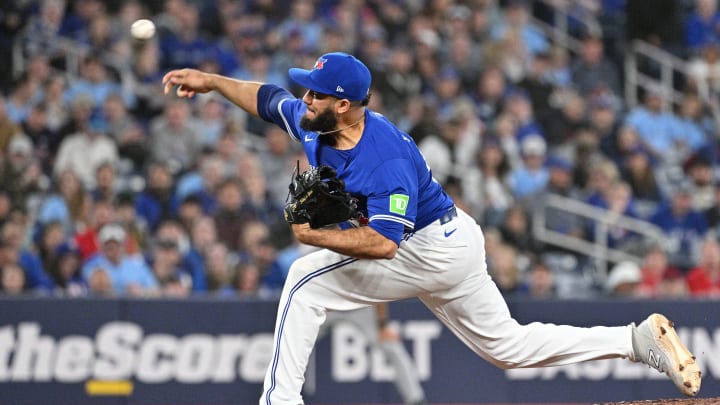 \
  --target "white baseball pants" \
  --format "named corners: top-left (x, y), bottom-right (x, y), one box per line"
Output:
top-left (259, 208), bottom-right (634, 405)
